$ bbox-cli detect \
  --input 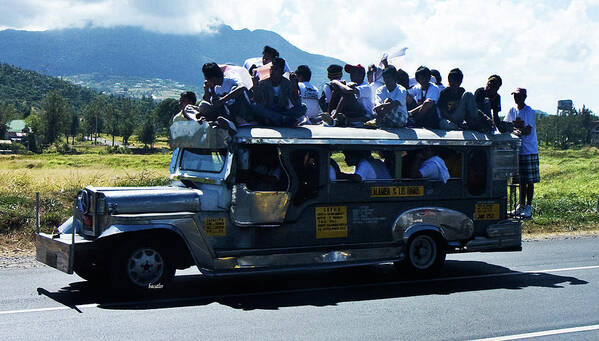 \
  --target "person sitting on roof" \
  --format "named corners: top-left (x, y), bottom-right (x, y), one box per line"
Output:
top-left (408, 66), bottom-right (441, 129)
top-left (318, 64), bottom-right (344, 113)
top-left (474, 75), bottom-right (503, 133)
top-left (191, 62), bottom-right (250, 132)
top-left (171, 91), bottom-right (198, 123)
top-left (243, 45), bottom-right (291, 80)
top-left (294, 65), bottom-right (320, 124)
top-left (338, 150), bottom-right (391, 182)
top-left (409, 147), bottom-right (450, 183)
top-left (430, 69), bottom-right (445, 90)
top-left (366, 65), bottom-right (408, 129)
top-left (250, 57), bottom-right (307, 127)
top-left (437, 68), bottom-right (481, 131)
top-left (319, 64), bottom-right (372, 127)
